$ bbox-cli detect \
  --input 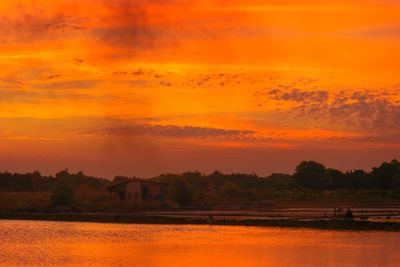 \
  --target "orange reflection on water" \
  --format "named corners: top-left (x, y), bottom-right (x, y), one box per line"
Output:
top-left (1, 220), bottom-right (400, 267)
